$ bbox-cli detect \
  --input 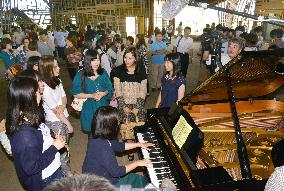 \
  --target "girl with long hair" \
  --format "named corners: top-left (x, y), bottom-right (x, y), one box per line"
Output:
top-left (111, 46), bottom-right (147, 123)
top-left (111, 47), bottom-right (147, 161)
top-left (155, 53), bottom-right (186, 108)
top-left (71, 49), bottom-right (113, 134)
top-left (6, 77), bottom-right (65, 190)
top-left (39, 55), bottom-right (73, 176)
